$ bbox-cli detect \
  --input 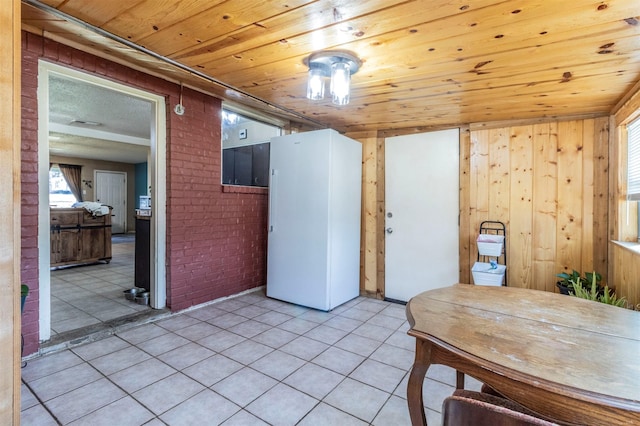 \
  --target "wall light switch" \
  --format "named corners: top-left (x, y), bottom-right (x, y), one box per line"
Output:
top-left (239, 129), bottom-right (247, 139)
